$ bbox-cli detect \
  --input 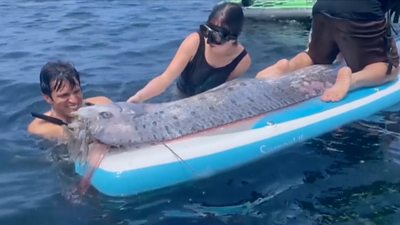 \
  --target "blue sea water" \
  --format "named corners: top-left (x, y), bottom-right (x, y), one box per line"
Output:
top-left (1, 0), bottom-right (400, 224)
